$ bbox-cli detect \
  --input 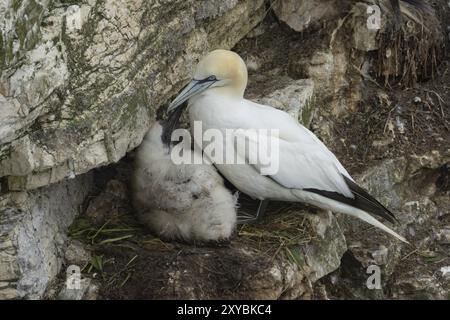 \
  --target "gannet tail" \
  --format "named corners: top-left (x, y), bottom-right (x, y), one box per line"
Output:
top-left (292, 189), bottom-right (409, 243)
top-left (338, 205), bottom-right (409, 244)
